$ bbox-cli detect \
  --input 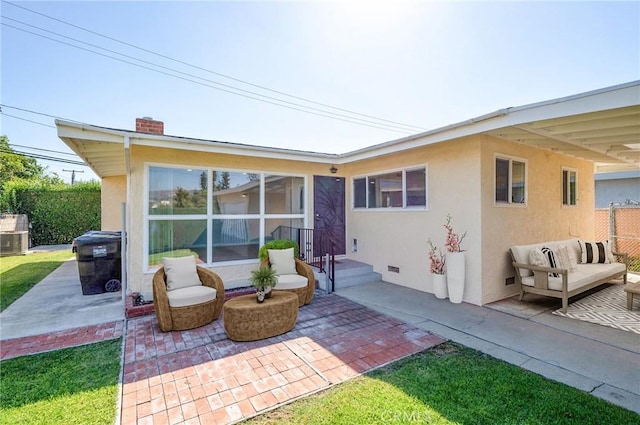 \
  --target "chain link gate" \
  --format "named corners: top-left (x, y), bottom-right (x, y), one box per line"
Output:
top-left (595, 203), bottom-right (640, 273)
